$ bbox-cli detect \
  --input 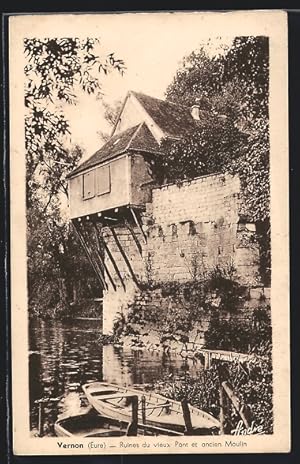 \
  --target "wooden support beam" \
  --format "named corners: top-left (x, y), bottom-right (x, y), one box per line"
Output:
top-left (110, 226), bottom-right (140, 288)
top-left (80, 223), bottom-right (108, 291)
top-left (80, 222), bottom-right (108, 291)
top-left (37, 401), bottom-right (44, 437)
top-left (124, 219), bottom-right (142, 255)
top-left (181, 399), bottom-right (193, 435)
top-left (129, 207), bottom-right (147, 243)
top-left (141, 395), bottom-right (146, 424)
top-left (92, 222), bottom-right (117, 291)
top-left (126, 396), bottom-right (139, 437)
top-left (99, 228), bottom-right (126, 292)
top-left (219, 383), bottom-right (225, 434)
top-left (221, 381), bottom-right (251, 428)
top-left (104, 216), bottom-right (118, 221)
top-left (204, 351), bottom-right (212, 369)
top-left (72, 220), bottom-right (106, 290)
